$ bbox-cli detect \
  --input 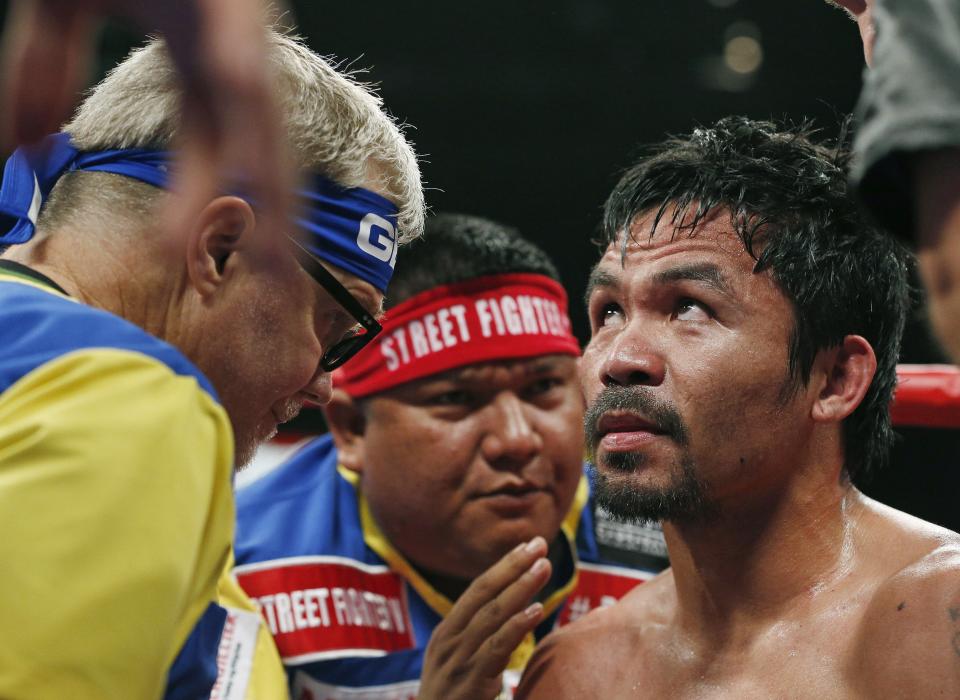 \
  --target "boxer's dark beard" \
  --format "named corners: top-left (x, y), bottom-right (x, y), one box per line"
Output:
top-left (585, 386), bottom-right (709, 524)
top-left (590, 454), bottom-right (709, 524)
